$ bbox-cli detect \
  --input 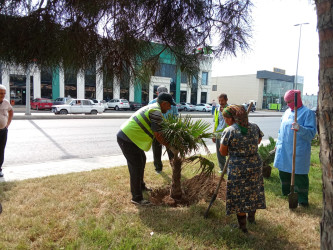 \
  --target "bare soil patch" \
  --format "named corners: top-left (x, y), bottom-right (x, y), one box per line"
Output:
top-left (150, 174), bottom-right (227, 206)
